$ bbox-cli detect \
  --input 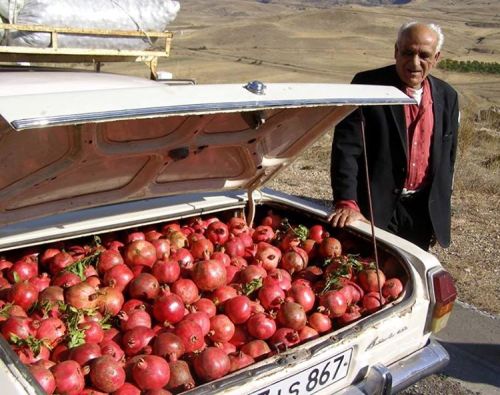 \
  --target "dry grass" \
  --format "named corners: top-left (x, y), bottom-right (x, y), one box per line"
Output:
top-left (454, 108), bottom-right (500, 196)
